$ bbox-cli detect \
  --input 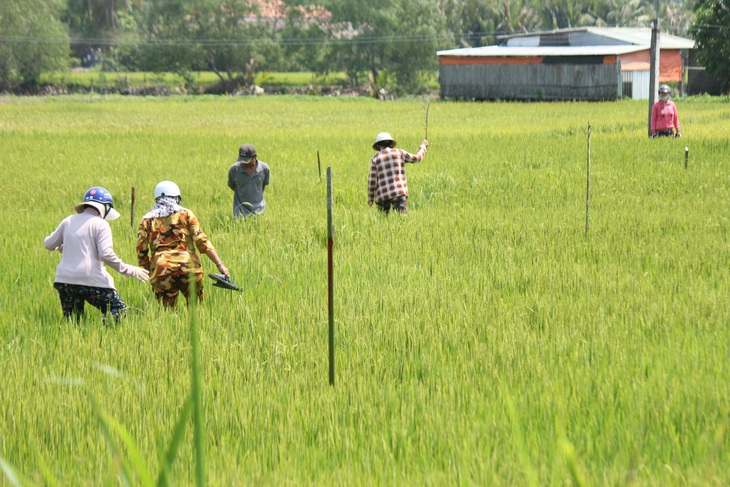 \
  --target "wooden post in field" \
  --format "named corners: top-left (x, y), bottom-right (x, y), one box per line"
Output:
top-left (685, 147), bottom-right (689, 169)
top-left (130, 187), bottom-right (135, 229)
top-left (318, 151), bottom-right (322, 183)
top-left (585, 123), bottom-right (591, 237)
top-left (648, 20), bottom-right (660, 137)
top-left (327, 167), bottom-right (335, 386)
